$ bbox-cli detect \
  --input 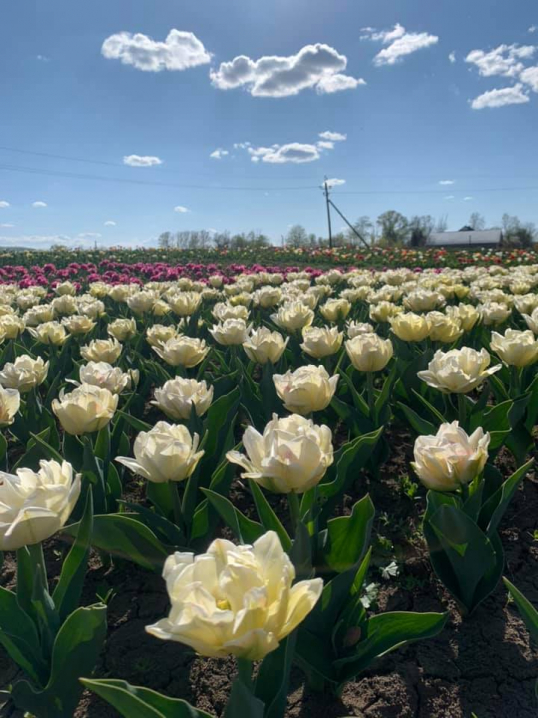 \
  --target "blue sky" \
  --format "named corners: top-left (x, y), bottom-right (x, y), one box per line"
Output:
top-left (1, 0), bottom-right (537, 248)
